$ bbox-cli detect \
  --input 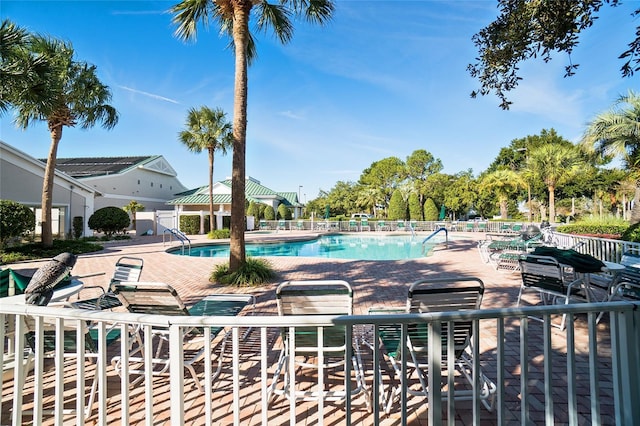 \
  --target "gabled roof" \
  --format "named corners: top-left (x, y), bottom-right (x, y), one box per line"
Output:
top-left (168, 177), bottom-right (300, 206)
top-left (48, 156), bottom-right (177, 178)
